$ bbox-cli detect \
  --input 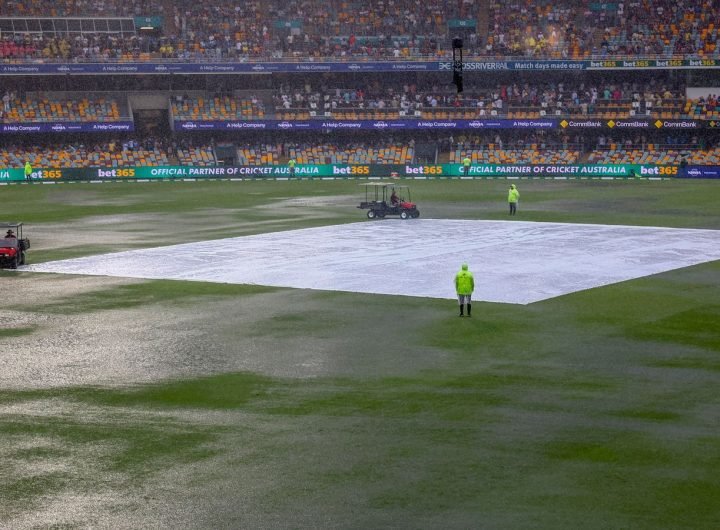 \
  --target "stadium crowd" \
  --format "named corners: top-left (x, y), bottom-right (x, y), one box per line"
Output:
top-left (3, 130), bottom-right (720, 169)
top-left (271, 79), bottom-right (701, 120)
top-left (0, 92), bottom-right (124, 122)
top-left (1, 0), bottom-right (719, 60)
top-left (6, 82), bottom-right (717, 124)
top-left (1, 0), bottom-right (720, 172)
